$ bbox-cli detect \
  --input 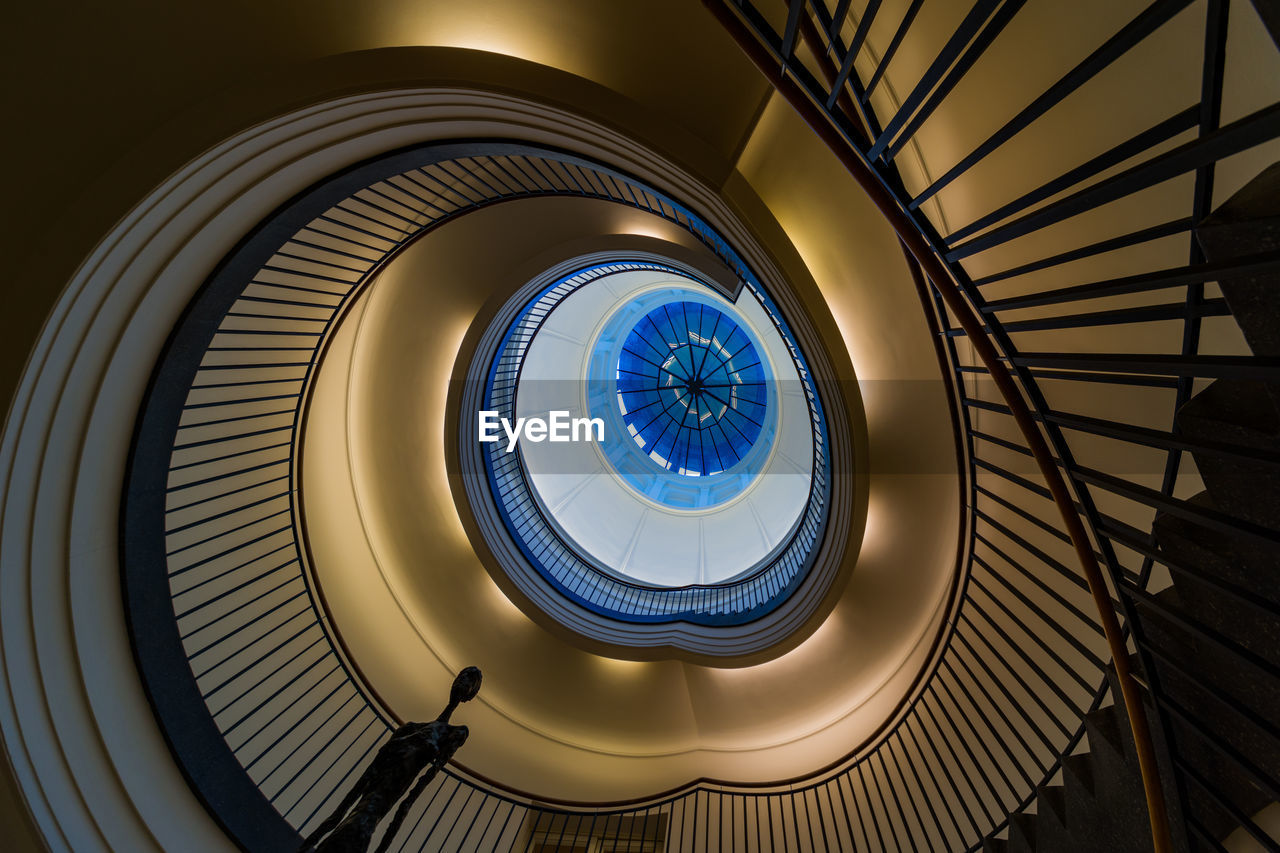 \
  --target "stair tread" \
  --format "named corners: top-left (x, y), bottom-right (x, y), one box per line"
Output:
top-left (1033, 786), bottom-right (1073, 853)
top-left (1178, 379), bottom-right (1280, 438)
top-left (1084, 707), bottom-right (1128, 758)
top-left (1176, 380), bottom-right (1280, 529)
top-left (1063, 753), bottom-right (1094, 796)
top-left (1039, 787), bottom-right (1066, 823)
top-left (1008, 812), bottom-right (1036, 853)
top-left (1154, 498), bottom-right (1280, 604)
top-left (1196, 160), bottom-right (1280, 358)
top-left (981, 835), bottom-right (1010, 853)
